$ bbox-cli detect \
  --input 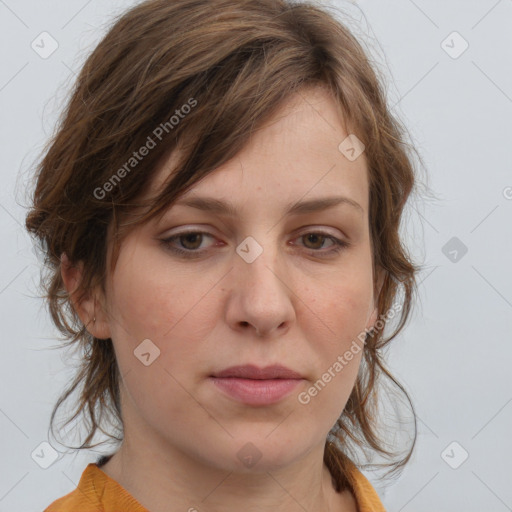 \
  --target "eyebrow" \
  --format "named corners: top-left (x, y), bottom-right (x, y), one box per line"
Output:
top-left (174, 195), bottom-right (364, 216)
